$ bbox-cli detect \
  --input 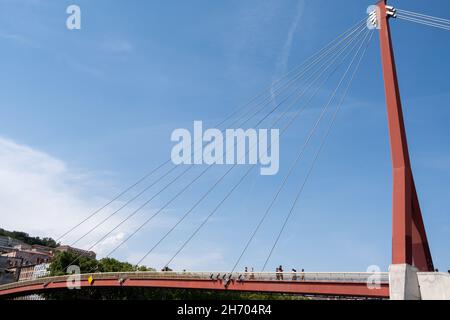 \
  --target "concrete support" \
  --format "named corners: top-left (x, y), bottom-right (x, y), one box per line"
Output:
top-left (417, 272), bottom-right (450, 300)
top-left (389, 264), bottom-right (421, 300)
